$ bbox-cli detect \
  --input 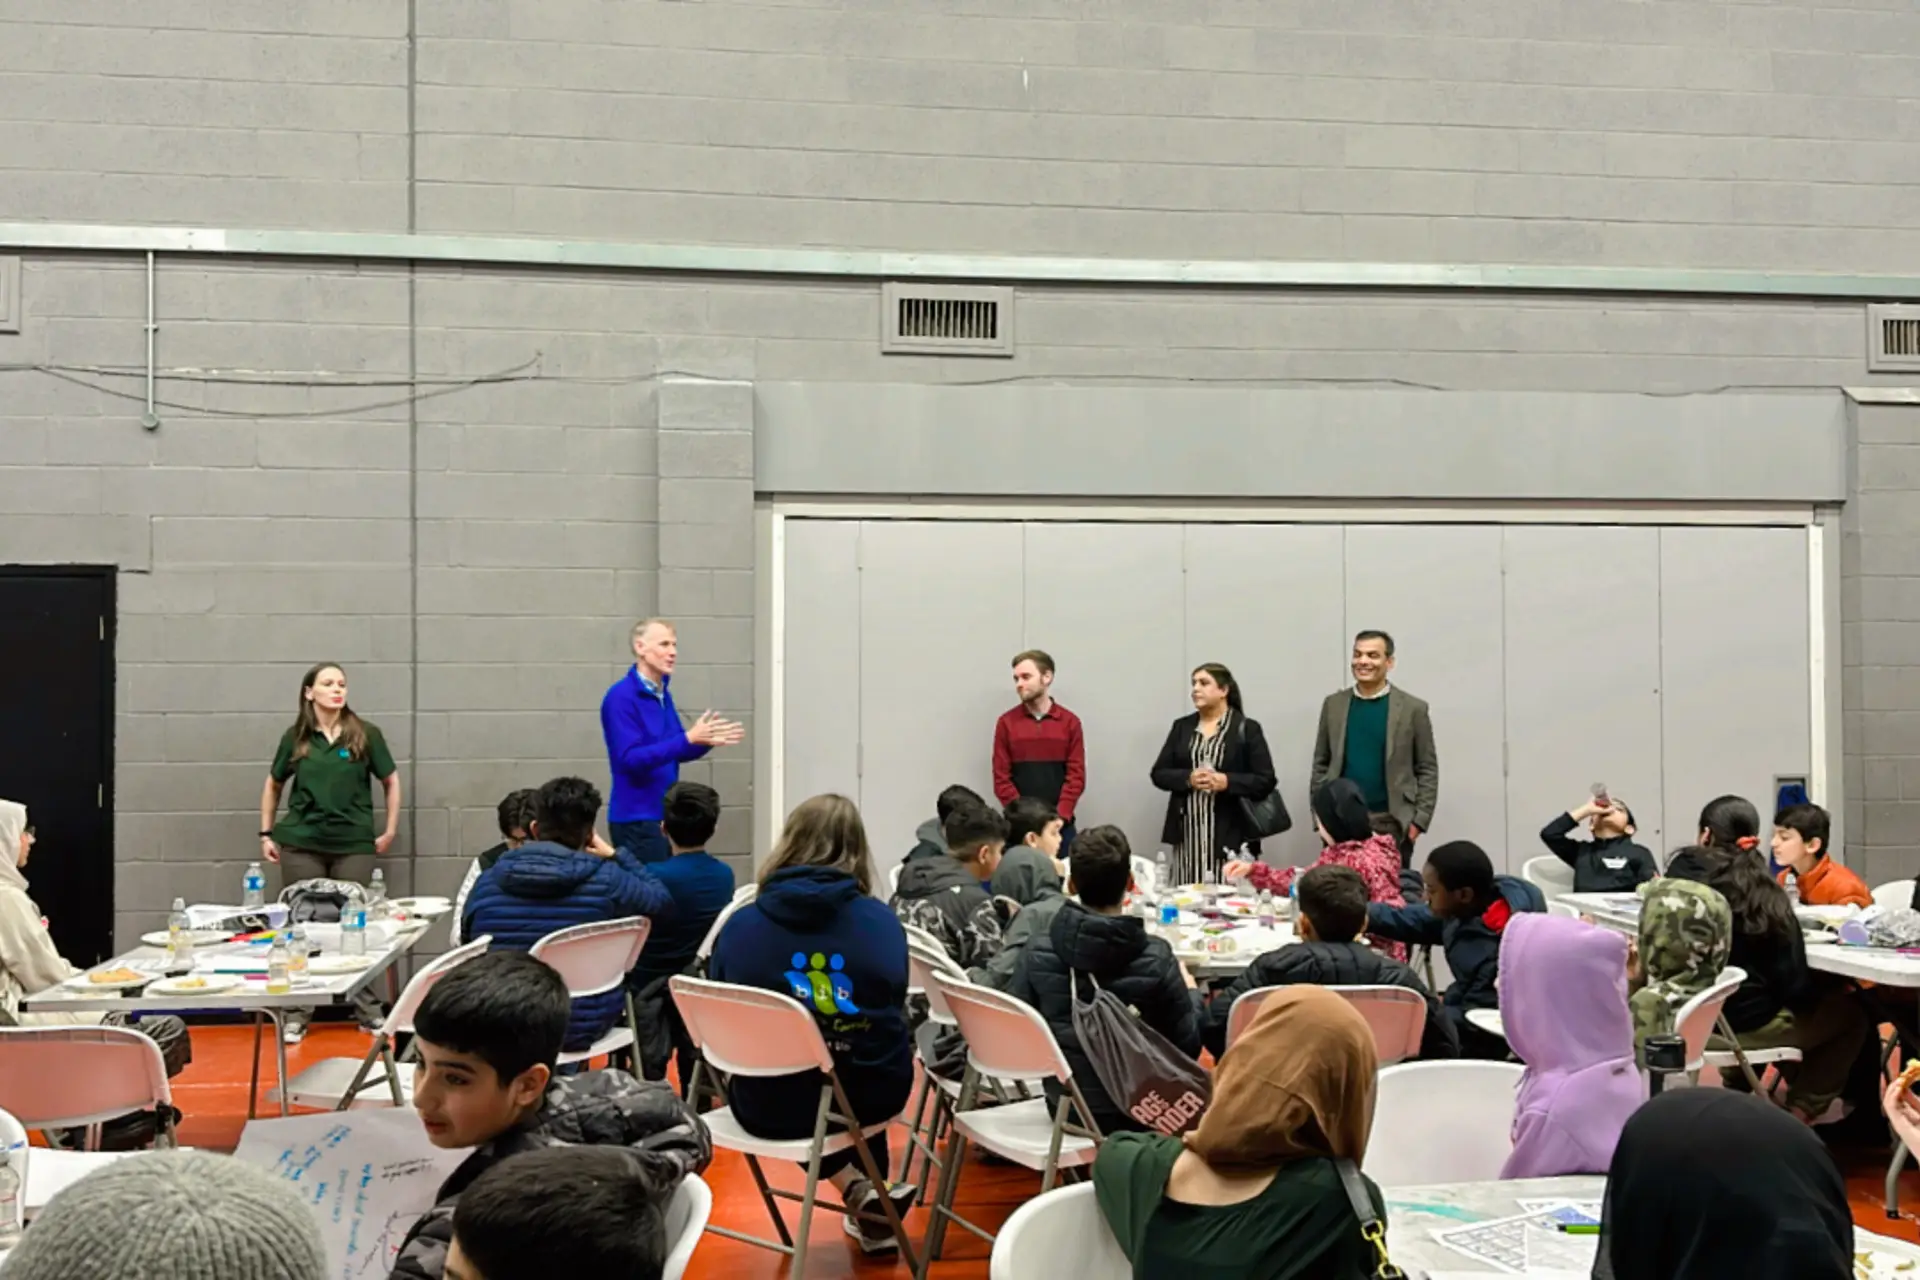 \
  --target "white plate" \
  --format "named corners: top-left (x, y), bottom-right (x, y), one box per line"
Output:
top-left (140, 930), bottom-right (230, 949)
top-left (147, 974), bottom-right (243, 996)
top-left (307, 954), bottom-right (375, 975)
top-left (66, 964), bottom-right (161, 991)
